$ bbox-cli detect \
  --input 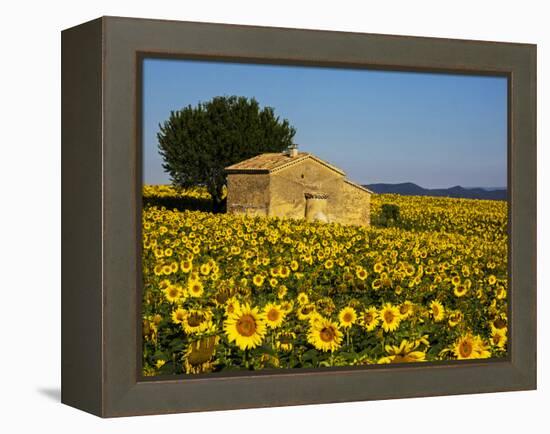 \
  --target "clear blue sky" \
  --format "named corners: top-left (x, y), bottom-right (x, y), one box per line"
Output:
top-left (142, 58), bottom-right (507, 189)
